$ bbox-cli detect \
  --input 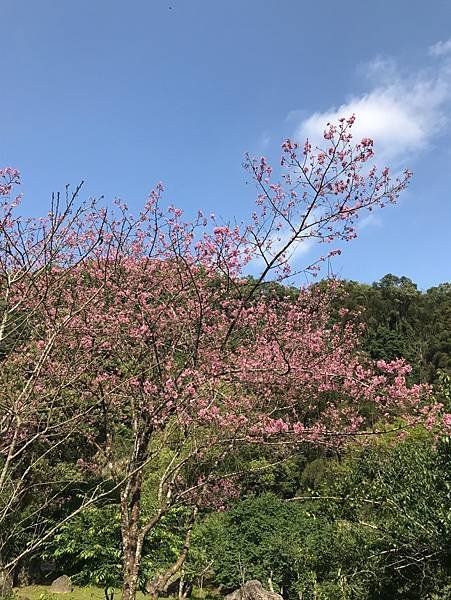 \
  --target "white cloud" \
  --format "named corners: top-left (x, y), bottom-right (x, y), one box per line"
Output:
top-left (276, 227), bottom-right (315, 260)
top-left (260, 132), bottom-right (271, 149)
top-left (295, 48), bottom-right (451, 166)
top-left (246, 221), bottom-right (317, 277)
top-left (429, 38), bottom-right (451, 57)
top-left (358, 55), bottom-right (398, 84)
top-left (357, 214), bottom-right (382, 230)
